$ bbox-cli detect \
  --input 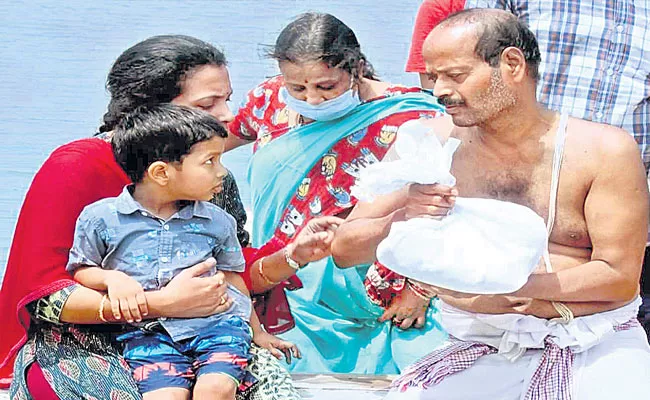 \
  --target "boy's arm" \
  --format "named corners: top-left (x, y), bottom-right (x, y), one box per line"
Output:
top-left (223, 270), bottom-right (301, 363)
top-left (249, 305), bottom-right (265, 336)
top-left (222, 270), bottom-right (249, 295)
top-left (221, 270), bottom-right (262, 336)
top-left (67, 209), bottom-right (148, 322)
top-left (222, 271), bottom-right (302, 363)
top-left (72, 266), bottom-right (115, 291)
top-left (73, 266), bottom-right (148, 323)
